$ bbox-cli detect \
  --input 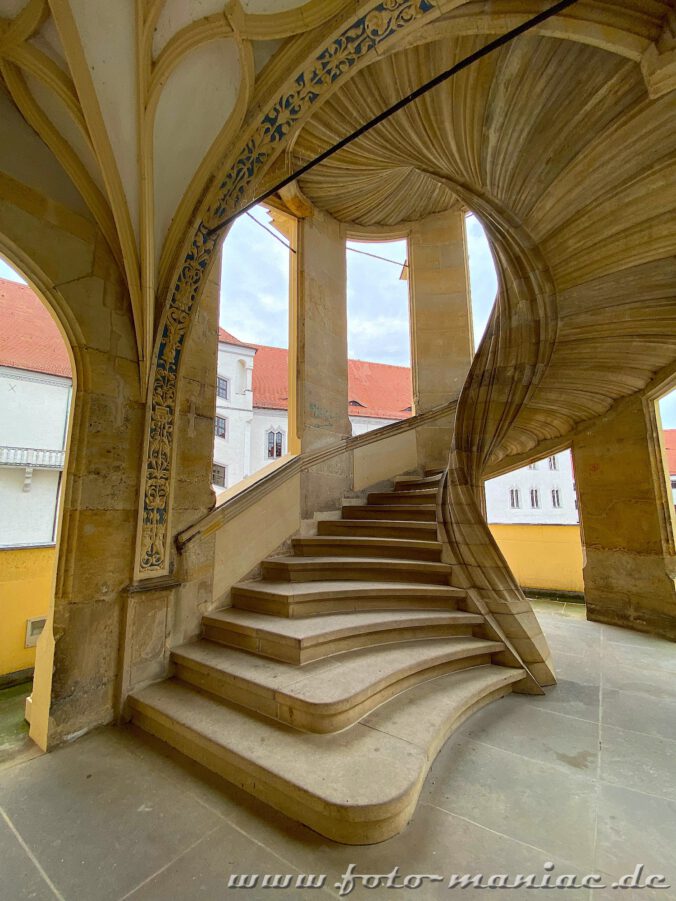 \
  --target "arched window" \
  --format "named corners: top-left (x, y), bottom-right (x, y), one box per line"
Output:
top-left (267, 429), bottom-right (284, 459)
